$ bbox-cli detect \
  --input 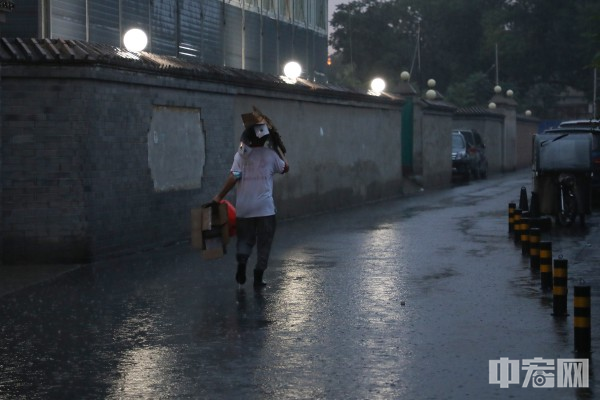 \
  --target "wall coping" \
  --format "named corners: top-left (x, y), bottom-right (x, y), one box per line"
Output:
top-left (0, 37), bottom-right (404, 110)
